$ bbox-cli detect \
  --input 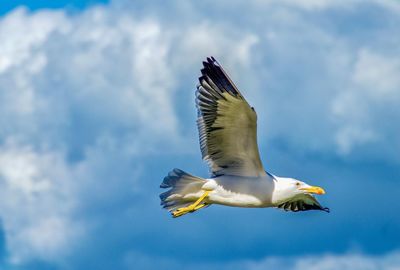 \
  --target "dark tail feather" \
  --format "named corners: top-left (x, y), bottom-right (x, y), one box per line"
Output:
top-left (160, 168), bottom-right (206, 212)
